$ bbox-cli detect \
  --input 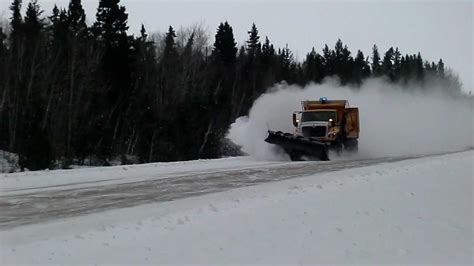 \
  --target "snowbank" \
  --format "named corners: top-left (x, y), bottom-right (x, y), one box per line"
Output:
top-left (0, 156), bottom-right (281, 194)
top-left (0, 150), bottom-right (19, 173)
top-left (1, 151), bottom-right (472, 264)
